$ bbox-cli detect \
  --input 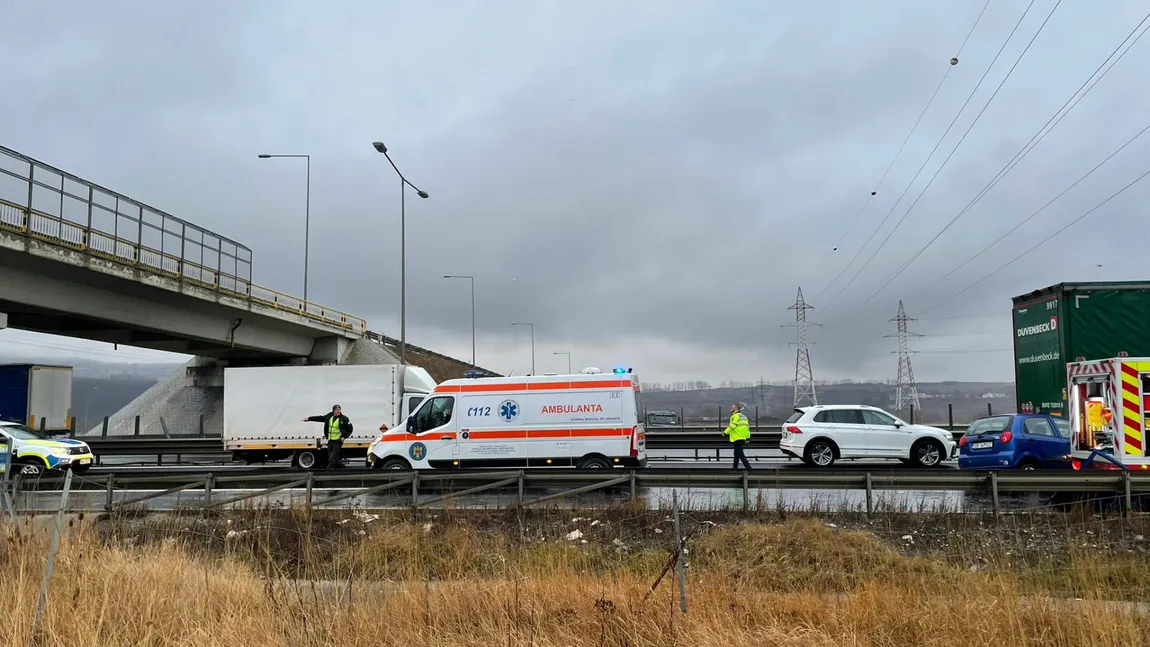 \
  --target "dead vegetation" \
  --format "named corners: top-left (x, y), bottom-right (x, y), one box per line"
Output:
top-left (1, 503), bottom-right (1149, 645)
